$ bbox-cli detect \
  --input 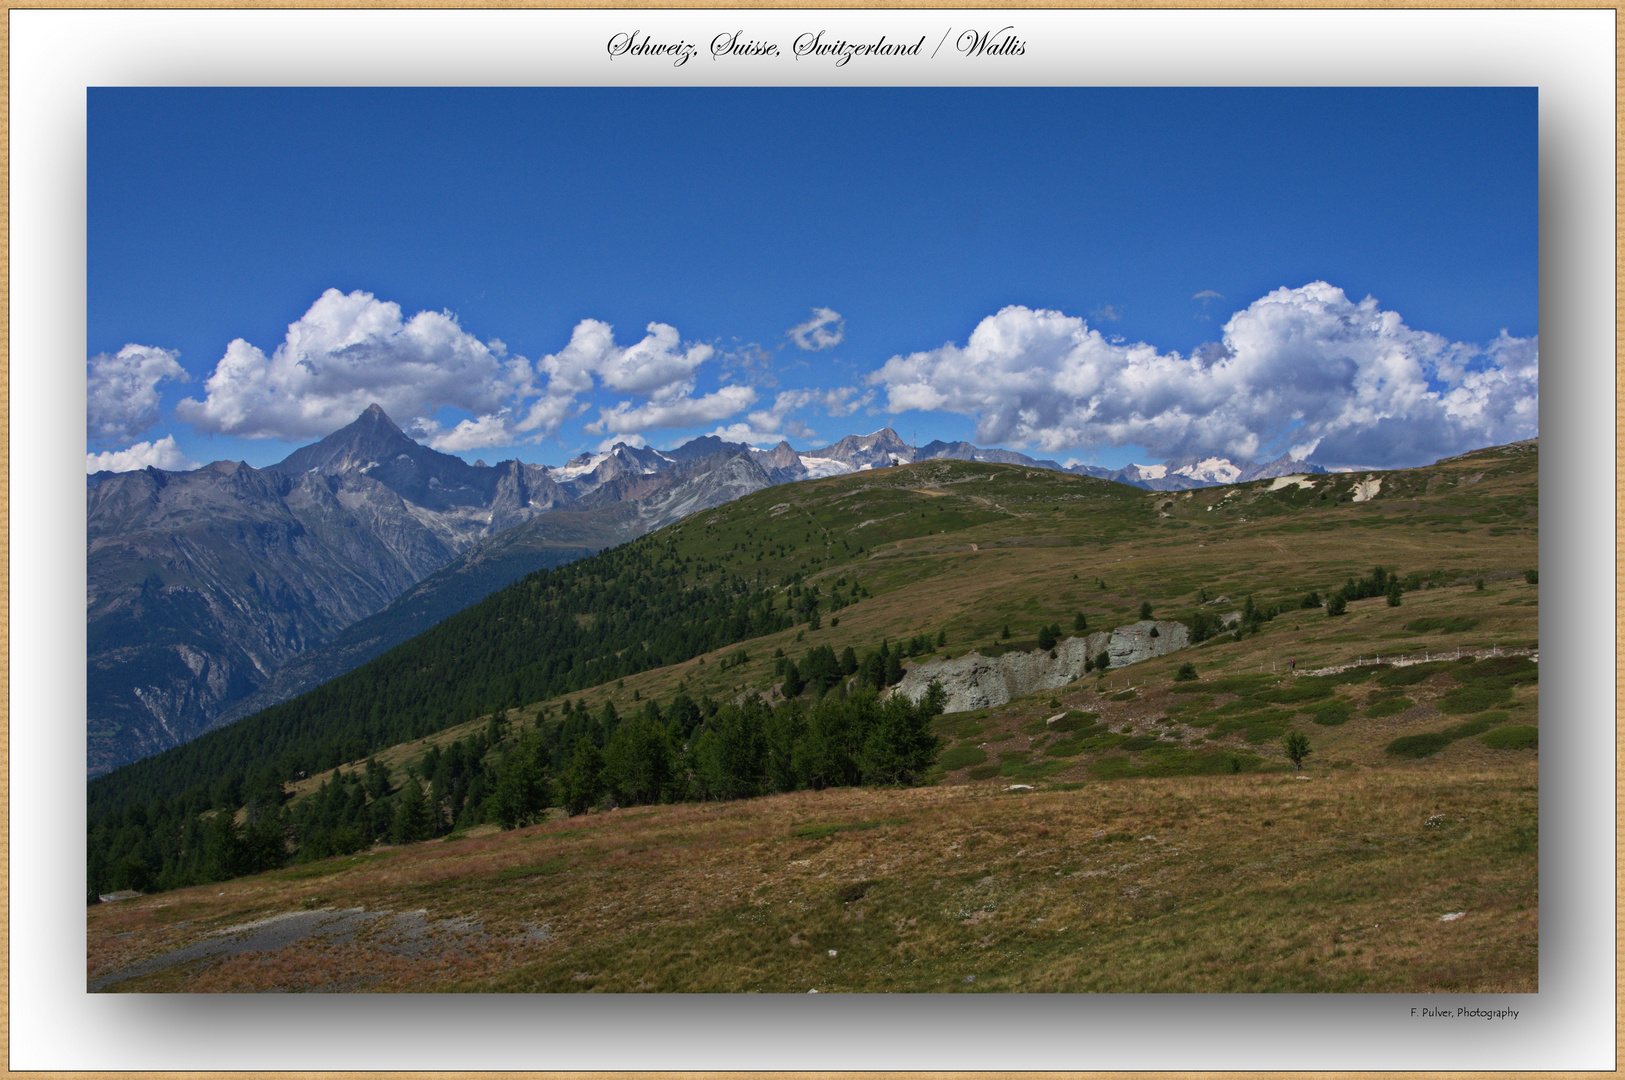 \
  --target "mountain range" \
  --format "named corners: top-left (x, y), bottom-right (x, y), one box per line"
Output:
top-left (87, 405), bottom-right (1324, 775)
